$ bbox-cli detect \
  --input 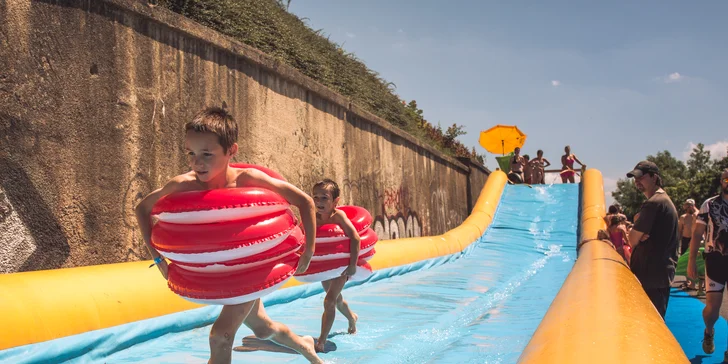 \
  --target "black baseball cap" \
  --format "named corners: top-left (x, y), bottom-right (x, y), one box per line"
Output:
top-left (627, 161), bottom-right (659, 178)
